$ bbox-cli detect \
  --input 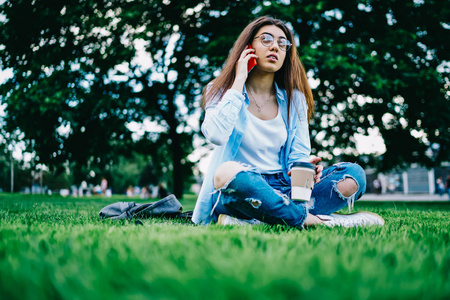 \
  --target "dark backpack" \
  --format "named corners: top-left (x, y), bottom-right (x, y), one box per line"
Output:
top-left (99, 194), bottom-right (192, 221)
